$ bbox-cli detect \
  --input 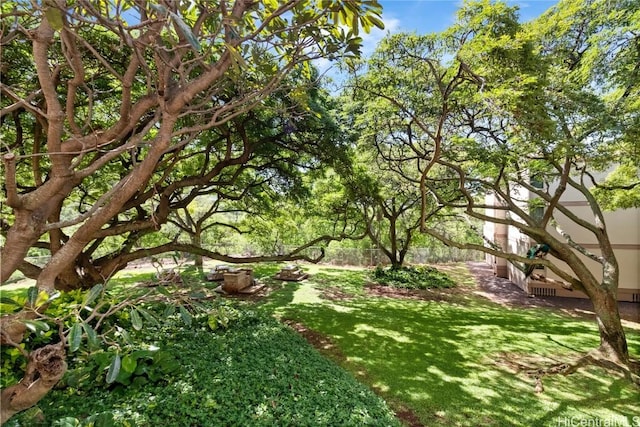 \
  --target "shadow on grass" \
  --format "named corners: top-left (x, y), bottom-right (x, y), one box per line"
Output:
top-left (279, 295), bottom-right (640, 427)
